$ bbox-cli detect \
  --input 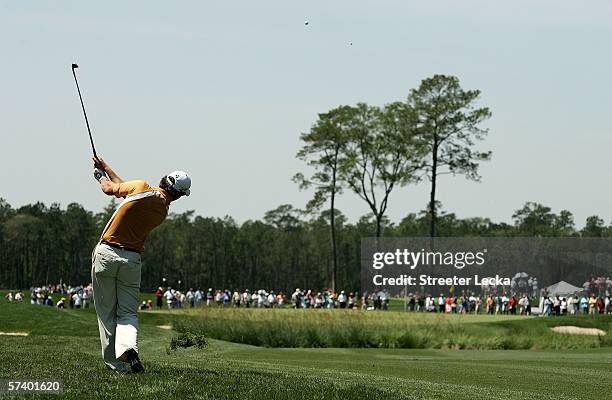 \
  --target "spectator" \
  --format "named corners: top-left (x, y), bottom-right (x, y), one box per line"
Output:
top-left (57, 297), bottom-right (65, 309)
top-left (445, 295), bottom-right (453, 314)
top-left (179, 291), bottom-right (187, 308)
top-left (495, 295), bottom-right (502, 315)
top-left (277, 292), bottom-right (286, 308)
top-left (242, 289), bottom-right (252, 308)
top-left (338, 291), bottom-right (347, 309)
top-left (314, 292), bottom-right (323, 308)
top-left (155, 287), bottom-right (163, 310)
top-left (543, 296), bottom-right (552, 317)
top-left (486, 295), bottom-right (494, 315)
top-left (206, 289), bottom-right (214, 307)
top-left (82, 287), bottom-right (91, 308)
top-left (437, 294), bottom-right (445, 313)
top-left (597, 297), bottom-right (605, 314)
top-left (186, 289), bottom-right (195, 308)
top-left (523, 295), bottom-right (532, 315)
top-left (164, 287), bottom-right (175, 309)
top-left (257, 290), bottom-right (267, 308)
top-left (252, 291), bottom-right (260, 307)
top-left (268, 291), bottom-right (276, 308)
top-left (292, 288), bottom-right (302, 309)
top-left (553, 296), bottom-right (561, 316)
top-left (44, 295), bottom-right (54, 307)
top-left (348, 292), bottom-right (356, 309)
top-left (361, 293), bottom-right (369, 310)
top-left (501, 294), bottom-right (509, 314)
top-left (588, 294), bottom-right (597, 315)
top-left (215, 290), bottom-right (223, 306)
top-left (580, 295), bottom-right (589, 315)
top-left (73, 291), bottom-right (83, 309)
top-left (560, 297), bottom-right (568, 316)
top-left (425, 295), bottom-right (433, 312)
top-left (194, 289), bottom-right (204, 307)
top-left (569, 295), bottom-right (579, 315)
top-left (417, 295), bottom-right (425, 312)
top-left (232, 291), bottom-right (241, 307)
top-left (456, 296), bottom-right (464, 314)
